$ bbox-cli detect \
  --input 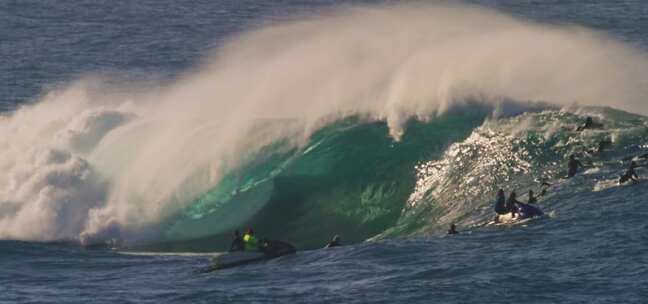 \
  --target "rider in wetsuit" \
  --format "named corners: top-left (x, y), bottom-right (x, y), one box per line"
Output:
top-left (619, 161), bottom-right (640, 183)
top-left (447, 224), bottom-right (458, 235)
top-left (567, 154), bottom-right (584, 178)
top-left (243, 228), bottom-right (259, 252)
top-left (229, 230), bottom-right (245, 252)
top-left (493, 189), bottom-right (508, 219)
top-left (506, 191), bottom-right (523, 218)
top-left (576, 116), bottom-right (601, 131)
top-left (527, 190), bottom-right (537, 204)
